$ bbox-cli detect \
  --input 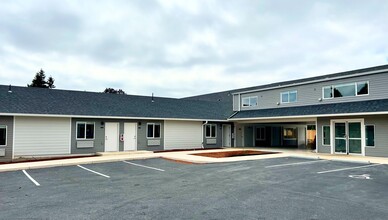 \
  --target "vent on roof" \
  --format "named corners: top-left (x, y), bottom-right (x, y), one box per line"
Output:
top-left (151, 93), bottom-right (154, 102)
top-left (8, 85), bottom-right (12, 93)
